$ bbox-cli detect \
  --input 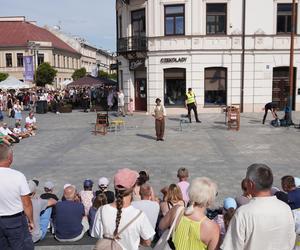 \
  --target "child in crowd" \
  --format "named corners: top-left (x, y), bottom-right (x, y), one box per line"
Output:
top-left (24, 123), bottom-right (36, 136)
top-left (13, 122), bottom-right (30, 139)
top-left (79, 179), bottom-right (94, 216)
top-left (88, 193), bottom-right (107, 234)
top-left (128, 98), bottom-right (134, 116)
top-left (177, 167), bottom-right (190, 205)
